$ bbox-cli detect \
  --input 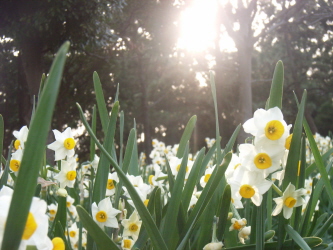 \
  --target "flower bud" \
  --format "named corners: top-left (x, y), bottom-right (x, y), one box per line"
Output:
top-left (56, 188), bottom-right (68, 197)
